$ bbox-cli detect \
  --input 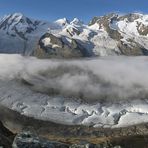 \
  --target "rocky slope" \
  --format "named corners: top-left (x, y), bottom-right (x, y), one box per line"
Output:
top-left (0, 12), bottom-right (148, 57)
top-left (0, 121), bottom-right (15, 148)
